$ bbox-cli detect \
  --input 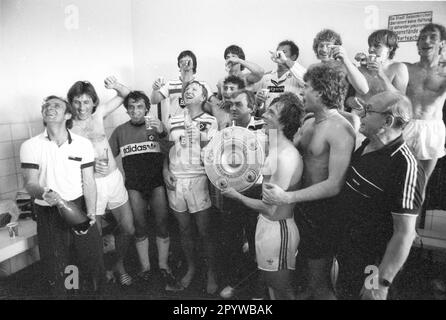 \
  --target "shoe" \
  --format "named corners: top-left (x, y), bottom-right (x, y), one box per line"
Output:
top-left (105, 270), bottom-right (116, 283)
top-left (118, 273), bottom-right (133, 287)
top-left (160, 269), bottom-right (184, 292)
top-left (137, 270), bottom-right (151, 282)
top-left (220, 285), bottom-right (235, 299)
